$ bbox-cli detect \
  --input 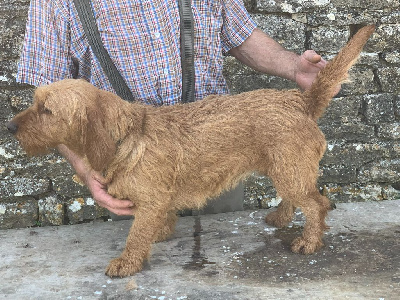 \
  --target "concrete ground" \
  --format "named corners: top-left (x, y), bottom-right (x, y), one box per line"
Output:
top-left (0, 200), bottom-right (399, 300)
